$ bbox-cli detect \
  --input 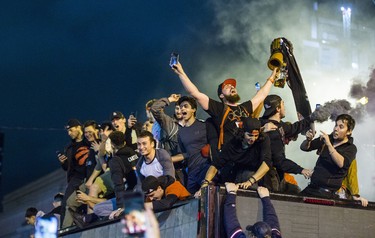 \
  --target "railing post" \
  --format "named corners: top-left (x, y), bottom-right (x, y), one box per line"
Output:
top-left (199, 184), bottom-right (217, 238)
